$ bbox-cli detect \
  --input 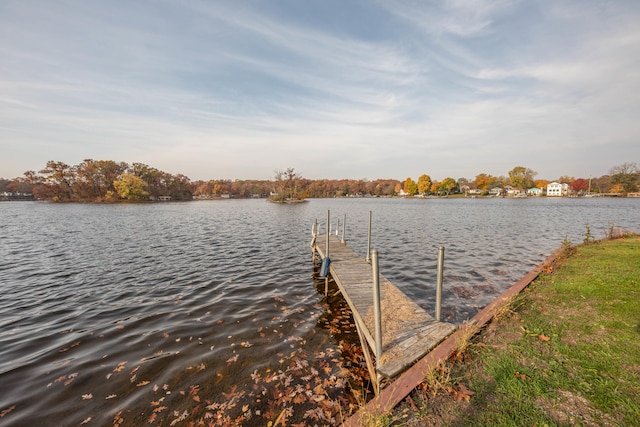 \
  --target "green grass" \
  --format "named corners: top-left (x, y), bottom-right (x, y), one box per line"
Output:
top-left (404, 235), bottom-right (640, 426)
